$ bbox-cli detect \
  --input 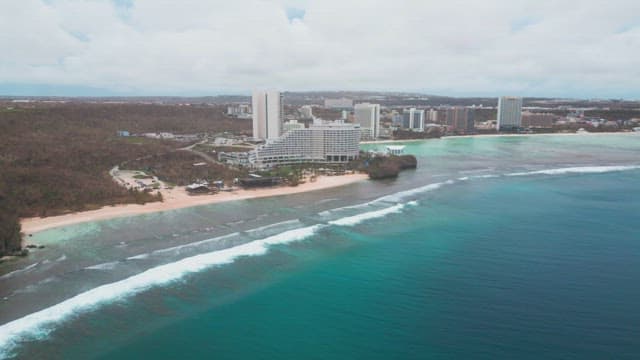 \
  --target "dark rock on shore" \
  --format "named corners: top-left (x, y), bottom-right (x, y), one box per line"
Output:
top-left (366, 155), bottom-right (418, 180)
